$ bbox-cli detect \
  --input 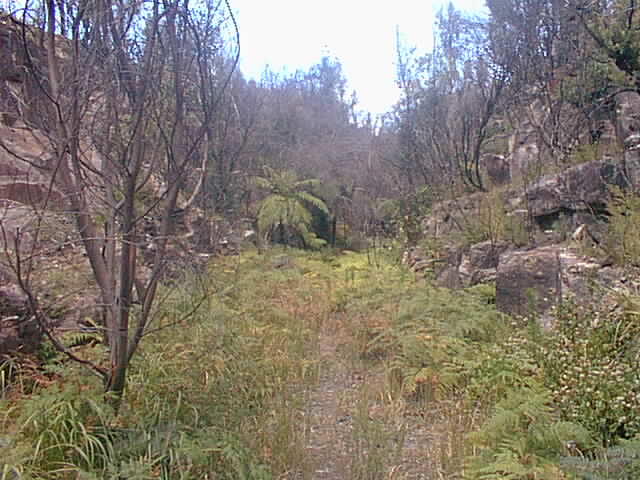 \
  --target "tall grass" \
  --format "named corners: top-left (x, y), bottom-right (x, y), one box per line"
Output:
top-left (0, 249), bottom-right (340, 478)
